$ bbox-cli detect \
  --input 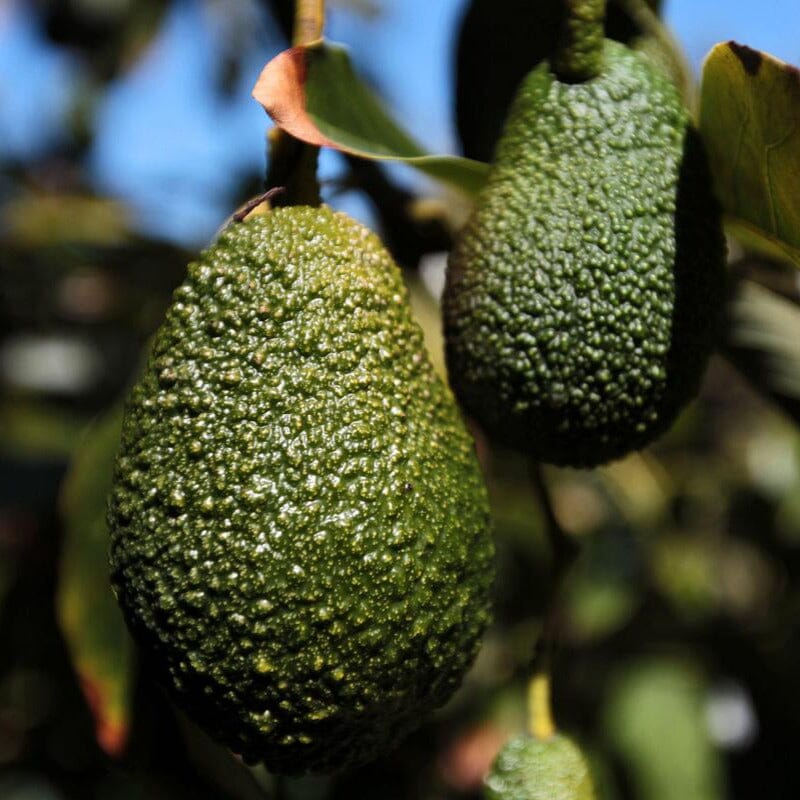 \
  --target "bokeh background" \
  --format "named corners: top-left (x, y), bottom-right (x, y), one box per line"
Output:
top-left (2, 1), bottom-right (800, 798)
